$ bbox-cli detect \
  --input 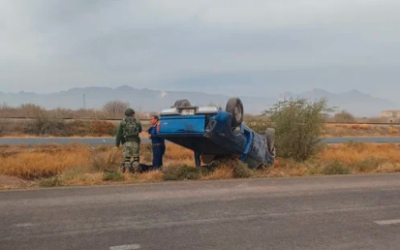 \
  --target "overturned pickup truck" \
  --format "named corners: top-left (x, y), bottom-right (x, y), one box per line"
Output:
top-left (157, 98), bottom-right (276, 169)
